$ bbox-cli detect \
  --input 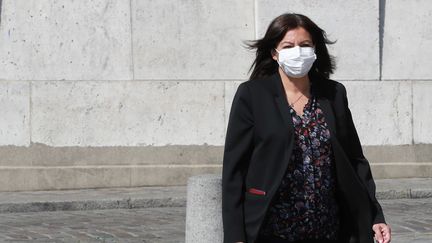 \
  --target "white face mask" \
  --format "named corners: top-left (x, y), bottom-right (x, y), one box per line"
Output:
top-left (276, 46), bottom-right (317, 78)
